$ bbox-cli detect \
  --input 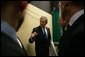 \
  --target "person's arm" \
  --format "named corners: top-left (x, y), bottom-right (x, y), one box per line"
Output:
top-left (29, 37), bottom-right (34, 43)
top-left (29, 32), bottom-right (38, 43)
top-left (29, 28), bottom-right (38, 43)
top-left (48, 28), bottom-right (51, 46)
